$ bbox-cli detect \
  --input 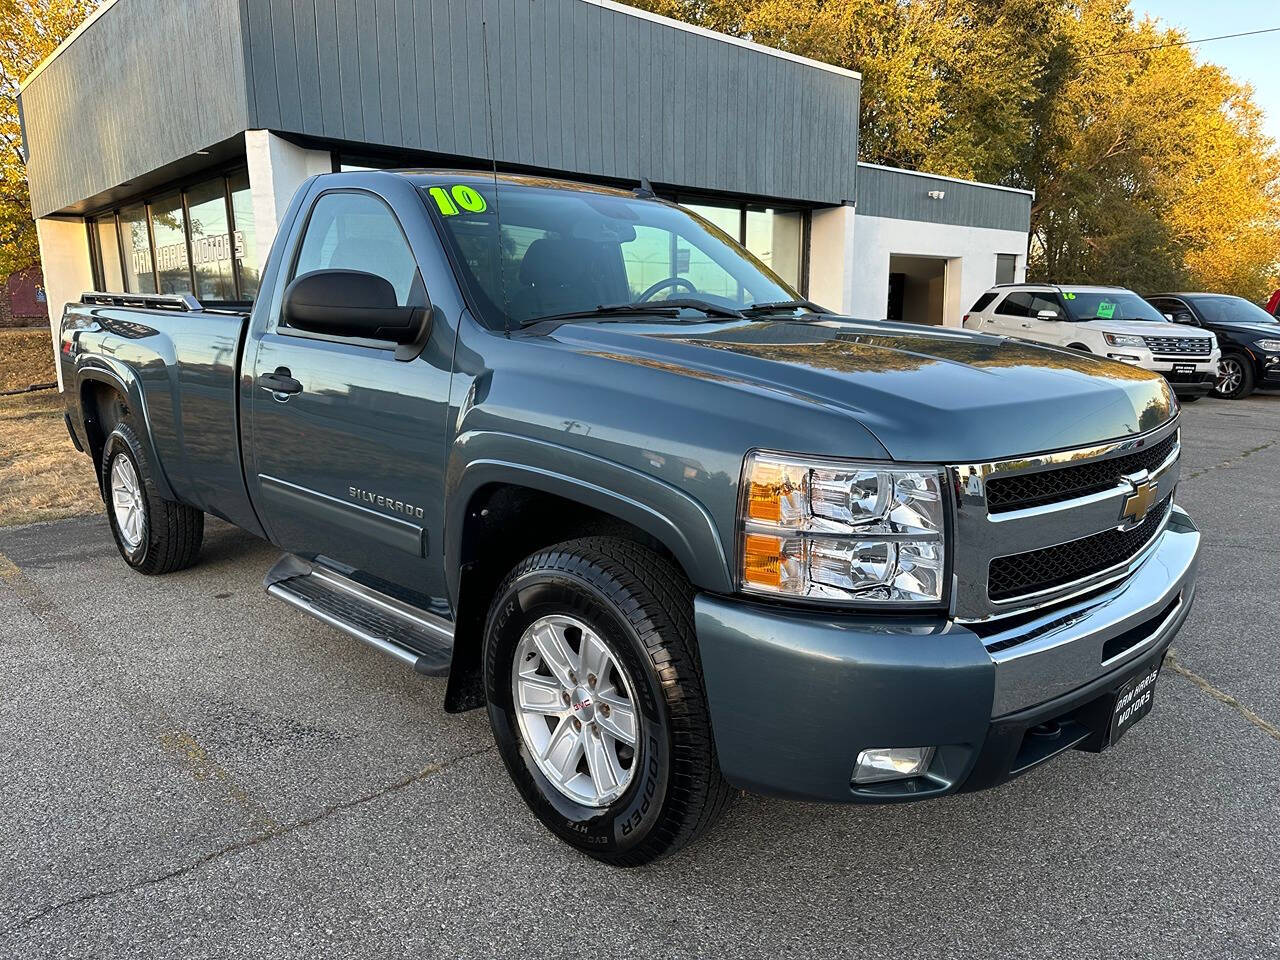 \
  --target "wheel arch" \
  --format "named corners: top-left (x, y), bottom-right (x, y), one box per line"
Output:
top-left (76, 365), bottom-right (176, 501)
top-left (441, 434), bottom-right (732, 712)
